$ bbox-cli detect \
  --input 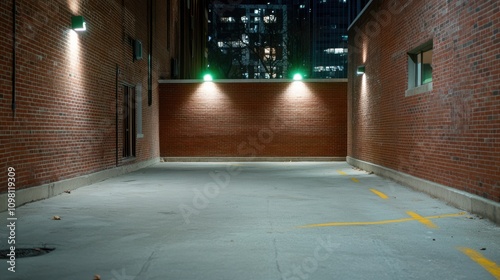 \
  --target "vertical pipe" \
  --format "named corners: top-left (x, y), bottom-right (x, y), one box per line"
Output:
top-left (116, 65), bottom-right (119, 167)
top-left (12, 0), bottom-right (16, 118)
top-left (148, 0), bottom-right (153, 106)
